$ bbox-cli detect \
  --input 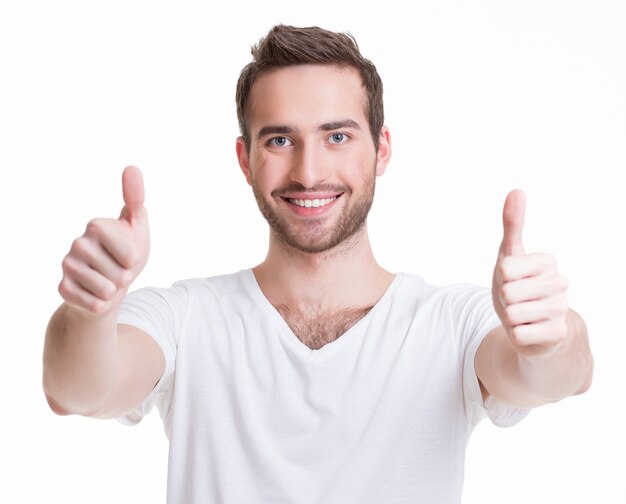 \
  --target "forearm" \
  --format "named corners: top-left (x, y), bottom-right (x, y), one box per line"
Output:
top-left (43, 303), bottom-right (122, 416)
top-left (481, 310), bottom-right (593, 409)
top-left (515, 310), bottom-right (593, 405)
